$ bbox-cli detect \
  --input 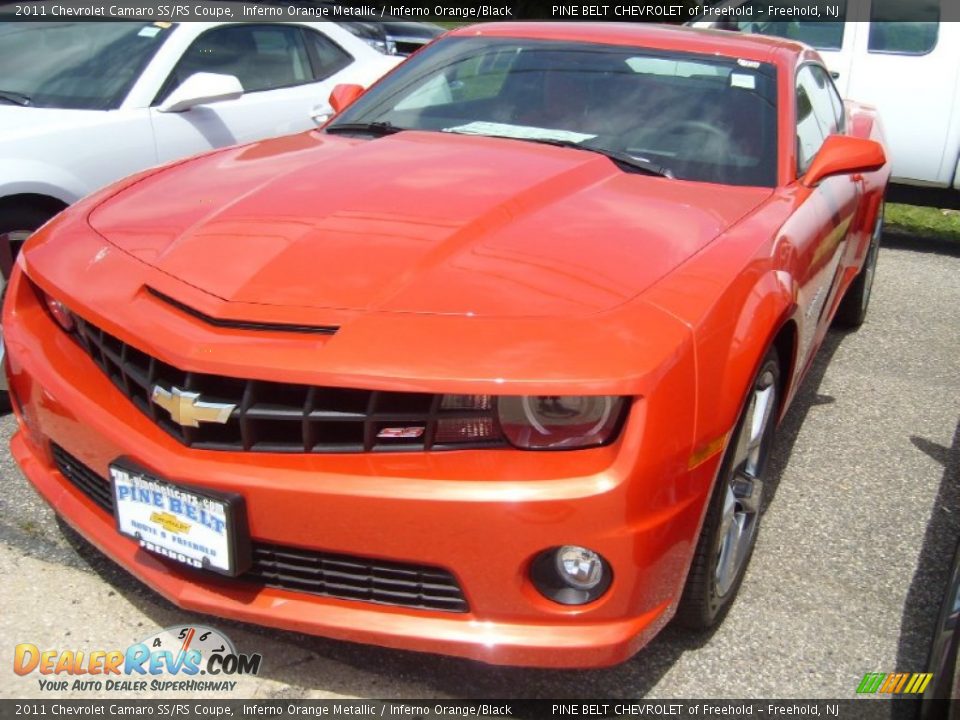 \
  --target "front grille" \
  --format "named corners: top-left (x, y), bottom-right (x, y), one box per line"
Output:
top-left (51, 445), bottom-right (469, 613)
top-left (53, 445), bottom-right (113, 512)
top-left (248, 544), bottom-right (468, 612)
top-left (73, 317), bottom-right (504, 454)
